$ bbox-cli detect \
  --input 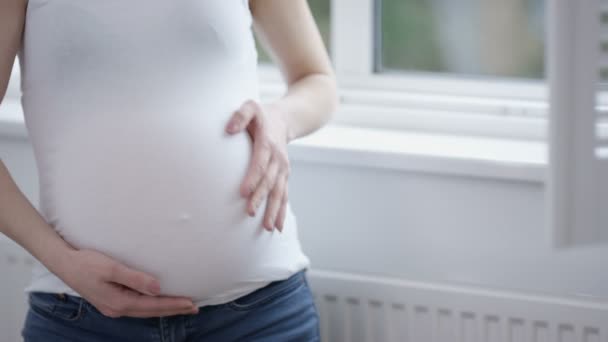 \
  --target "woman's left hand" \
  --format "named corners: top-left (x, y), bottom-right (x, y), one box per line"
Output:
top-left (225, 99), bottom-right (292, 232)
